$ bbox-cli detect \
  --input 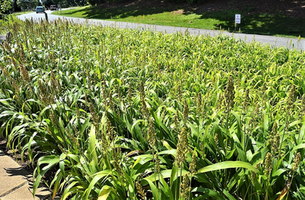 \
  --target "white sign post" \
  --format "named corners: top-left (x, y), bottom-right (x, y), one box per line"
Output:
top-left (235, 14), bottom-right (241, 32)
top-left (235, 14), bottom-right (241, 24)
